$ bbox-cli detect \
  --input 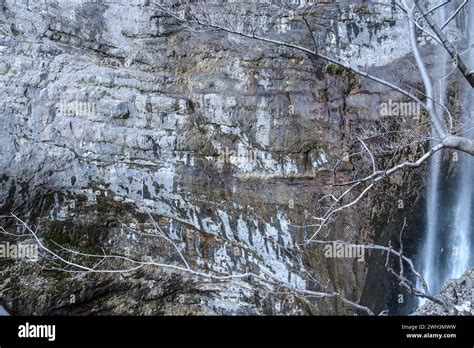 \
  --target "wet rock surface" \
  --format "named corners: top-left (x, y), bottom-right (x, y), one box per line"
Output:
top-left (0, 0), bottom-right (434, 315)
